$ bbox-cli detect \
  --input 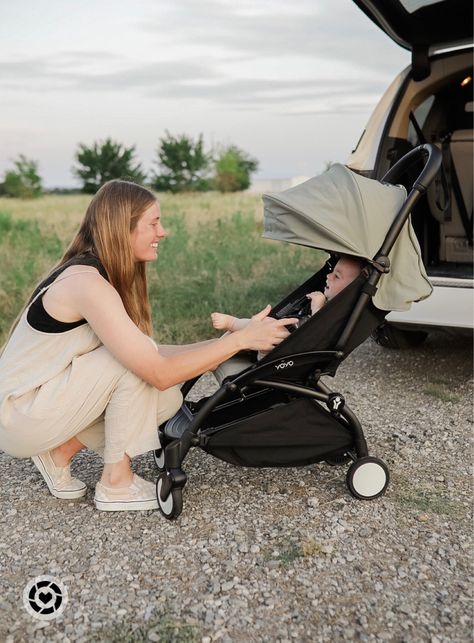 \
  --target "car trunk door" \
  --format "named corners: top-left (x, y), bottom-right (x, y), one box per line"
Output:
top-left (352, 0), bottom-right (473, 79)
